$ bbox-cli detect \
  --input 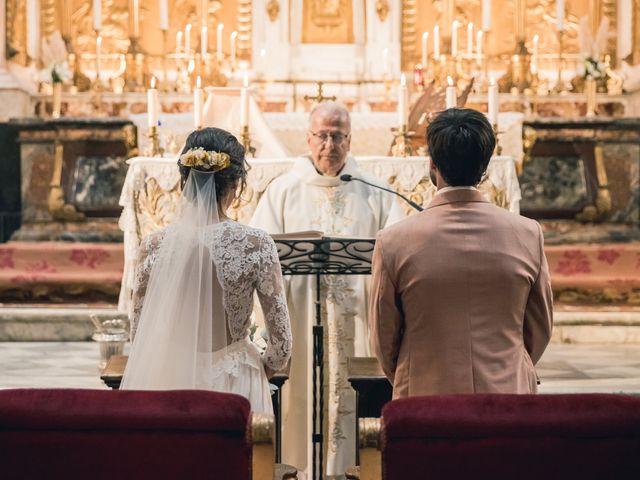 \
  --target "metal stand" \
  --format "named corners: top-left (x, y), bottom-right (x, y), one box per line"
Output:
top-left (274, 237), bottom-right (376, 480)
